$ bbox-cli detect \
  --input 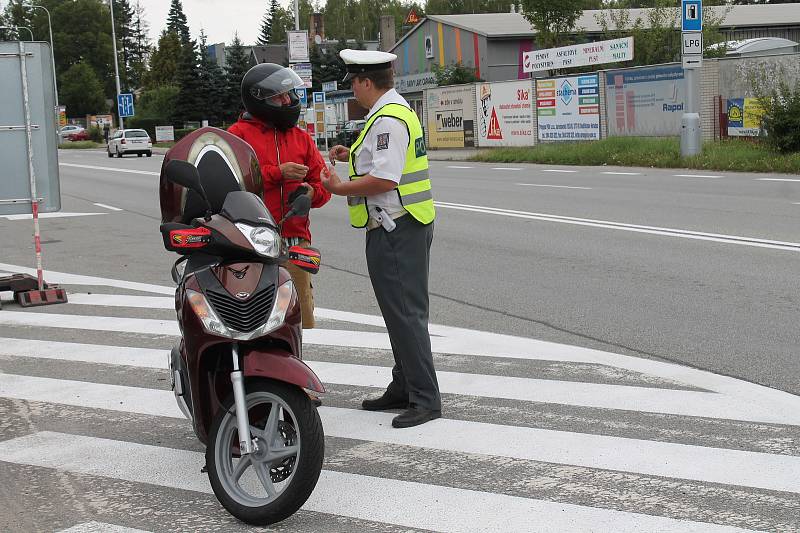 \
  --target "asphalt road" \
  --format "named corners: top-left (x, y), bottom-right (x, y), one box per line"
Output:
top-left (1, 149), bottom-right (799, 532)
top-left (6, 149), bottom-right (796, 395)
